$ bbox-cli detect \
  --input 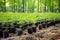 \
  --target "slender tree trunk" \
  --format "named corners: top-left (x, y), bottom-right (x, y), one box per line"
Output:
top-left (22, 0), bottom-right (24, 12)
top-left (44, 0), bottom-right (46, 12)
top-left (51, 0), bottom-right (54, 12)
top-left (28, 0), bottom-right (29, 12)
top-left (50, 0), bottom-right (52, 12)
top-left (32, 0), bottom-right (35, 12)
top-left (59, 0), bottom-right (60, 12)
top-left (14, 0), bottom-right (15, 12)
top-left (4, 0), bottom-right (6, 12)
top-left (38, 0), bottom-right (39, 12)
top-left (40, 0), bottom-right (42, 12)
top-left (0, 0), bottom-right (2, 11)
top-left (18, 0), bottom-right (20, 12)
